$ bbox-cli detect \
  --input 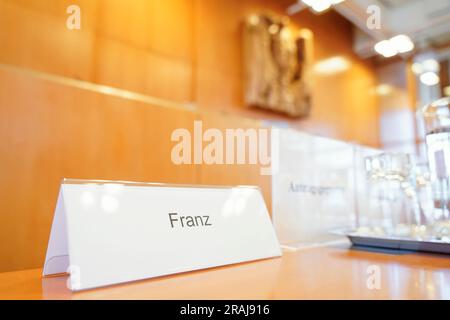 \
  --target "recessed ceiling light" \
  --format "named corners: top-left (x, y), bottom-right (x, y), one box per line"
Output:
top-left (311, 2), bottom-right (331, 12)
top-left (301, 0), bottom-right (345, 13)
top-left (389, 35), bottom-right (414, 53)
top-left (374, 40), bottom-right (397, 58)
top-left (302, 0), bottom-right (330, 13)
top-left (411, 62), bottom-right (423, 74)
top-left (411, 63), bottom-right (423, 74)
top-left (420, 72), bottom-right (440, 86)
top-left (422, 59), bottom-right (440, 73)
top-left (302, 0), bottom-right (314, 5)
